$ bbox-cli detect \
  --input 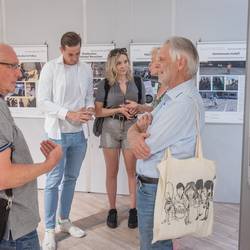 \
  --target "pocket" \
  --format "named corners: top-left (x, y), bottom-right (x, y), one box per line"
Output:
top-left (138, 183), bottom-right (154, 197)
top-left (19, 230), bottom-right (40, 250)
